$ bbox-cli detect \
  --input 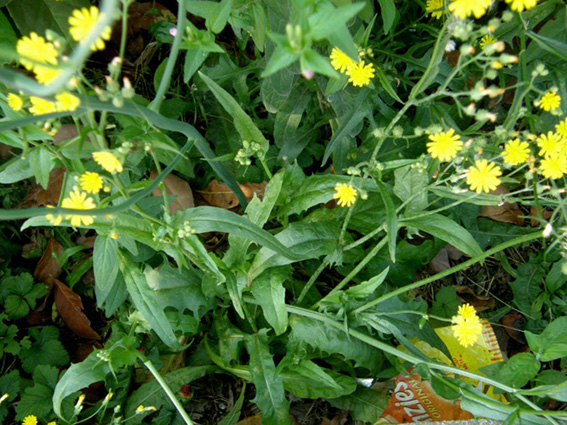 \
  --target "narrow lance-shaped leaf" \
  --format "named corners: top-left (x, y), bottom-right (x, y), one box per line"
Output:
top-left (199, 71), bottom-right (269, 158)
